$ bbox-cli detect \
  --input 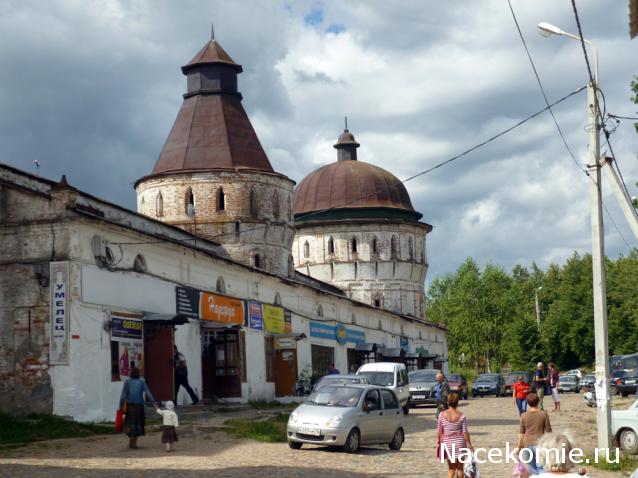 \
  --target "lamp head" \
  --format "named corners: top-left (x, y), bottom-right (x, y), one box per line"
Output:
top-left (537, 22), bottom-right (564, 38)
